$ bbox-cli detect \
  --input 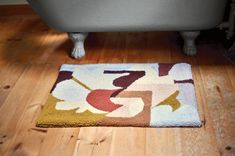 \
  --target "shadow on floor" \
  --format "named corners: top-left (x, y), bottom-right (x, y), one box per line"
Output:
top-left (0, 15), bottom-right (233, 69)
